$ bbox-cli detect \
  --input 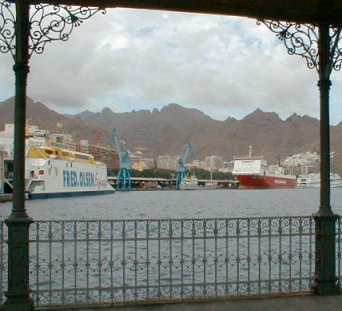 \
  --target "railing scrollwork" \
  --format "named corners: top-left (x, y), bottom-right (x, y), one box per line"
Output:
top-left (258, 20), bottom-right (342, 73)
top-left (0, 0), bottom-right (105, 59)
top-left (0, 0), bottom-right (15, 57)
top-left (29, 4), bottom-right (105, 56)
top-left (331, 27), bottom-right (342, 72)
